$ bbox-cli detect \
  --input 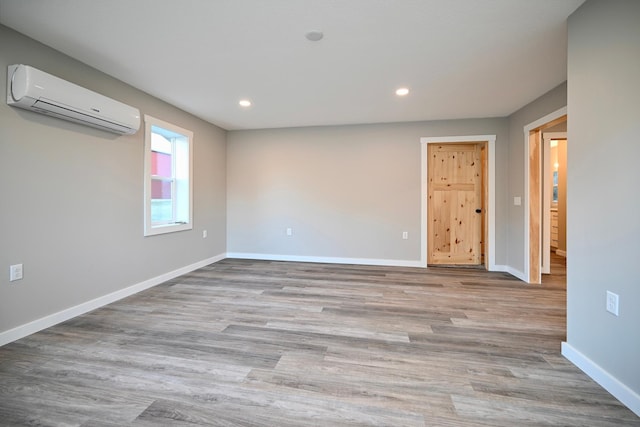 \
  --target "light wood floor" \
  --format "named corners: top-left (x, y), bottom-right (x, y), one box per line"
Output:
top-left (1, 256), bottom-right (638, 426)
